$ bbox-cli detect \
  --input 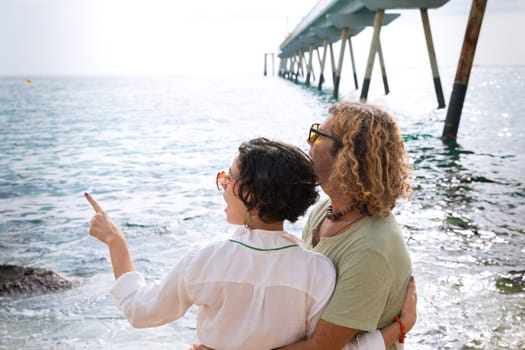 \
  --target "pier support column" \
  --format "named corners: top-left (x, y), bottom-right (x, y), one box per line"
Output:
top-left (318, 41), bottom-right (328, 90)
top-left (377, 40), bottom-right (390, 95)
top-left (347, 36), bottom-right (358, 90)
top-left (292, 53), bottom-right (299, 82)
top-left (360, 10), bottom-right (385, 103)
top-left (421, 8), bottom-right (446, 108)
top-left (264, 54), bottom-right (268, 76)
top-left (306, 45), bottom-right (314, 87)
top-left (263, 53), bottom-right (274, 77)
top-left (442, 0), bottom-right (487, 144)
top-left (297, 49), bottom-right (305, 82)
top-left (310, 57), bottom-right (316, 82)
top-left (293, 53), bottom-right (300, 82)
top-left (279, 58), bottom-right (286, 78)
top-left (315, 48), bottom-right (322, 85)
top-left (300, 49), bottom-right (306, 78)
top-left (334, 27), bottom-right (349, 99)
top-left (329, 43), bottom-right (336, 88)
top-left (284, 57), bottom-right (290, 78)
top-left (289, 55), bottom-right (296, 81)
